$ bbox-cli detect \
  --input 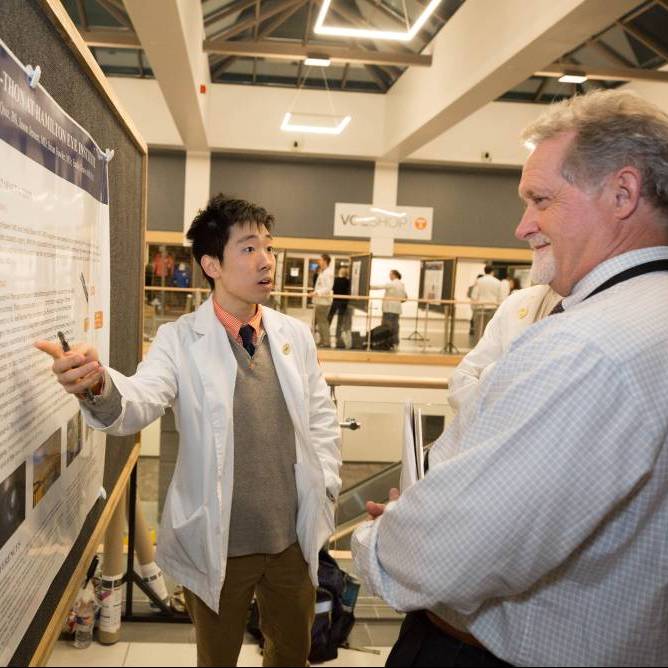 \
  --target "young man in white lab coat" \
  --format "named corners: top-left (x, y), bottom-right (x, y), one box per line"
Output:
top-left (36, 195), bottom-right (342, 667)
